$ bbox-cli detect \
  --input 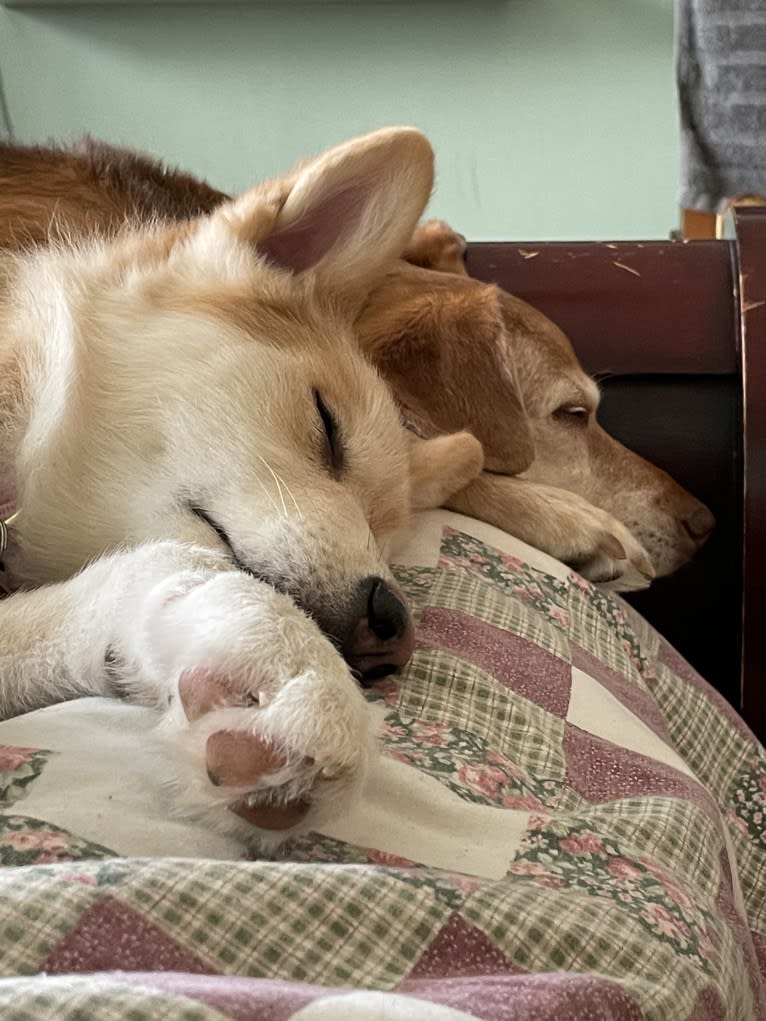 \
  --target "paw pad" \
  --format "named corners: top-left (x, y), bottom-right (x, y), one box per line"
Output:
top-left (206, 729), bottom-right (312, 832)
top-left (179, 667), bottom-right (260, 721)
top-left (206, 729), bottom-right (287, 787)
top-left (229, 796), bottom-right (311, 831)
